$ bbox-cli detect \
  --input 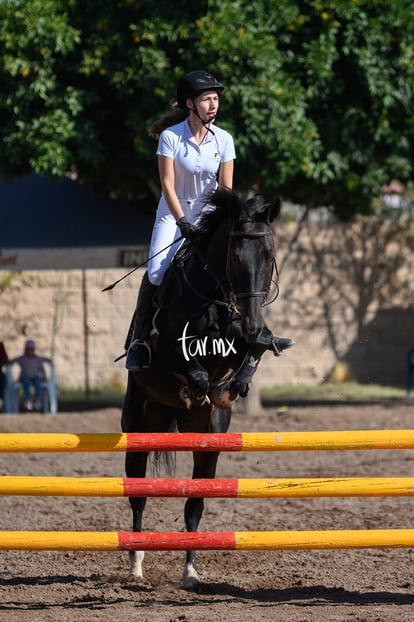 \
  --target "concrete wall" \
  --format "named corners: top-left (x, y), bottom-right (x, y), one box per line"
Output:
top-left (1, 220), bottom-right (413, 392)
